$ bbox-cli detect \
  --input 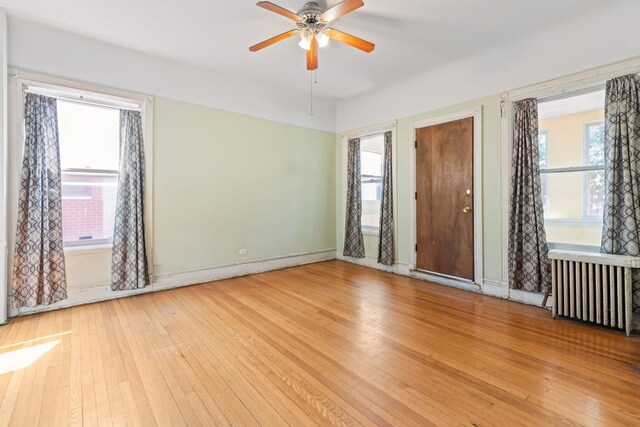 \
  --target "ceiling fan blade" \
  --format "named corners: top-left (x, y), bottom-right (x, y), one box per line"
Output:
top-left (307, 38), bottom-right (318, 70)
top-left (256, 1), bottom-right (301, 21)
top-left (320, 0), bottom-right (364, 22)
top-left (249, 30), bottom-right (299, 52)
top-left (324, 28), bottom-right (375, 52)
